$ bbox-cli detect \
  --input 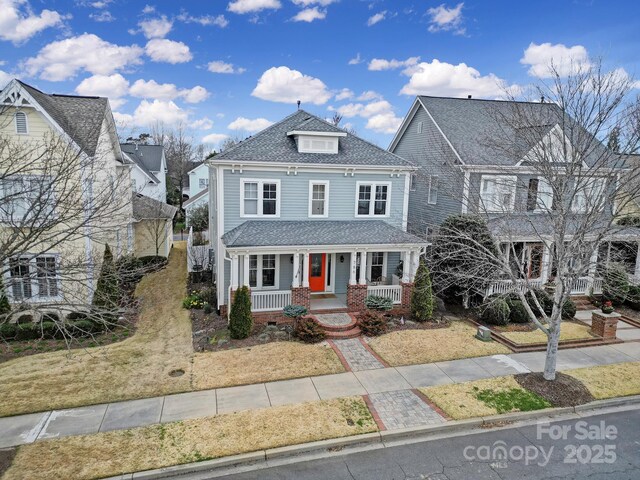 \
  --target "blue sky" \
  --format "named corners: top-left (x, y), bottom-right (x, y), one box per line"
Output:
top-left (1, 0), bottom-right (640, 149)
